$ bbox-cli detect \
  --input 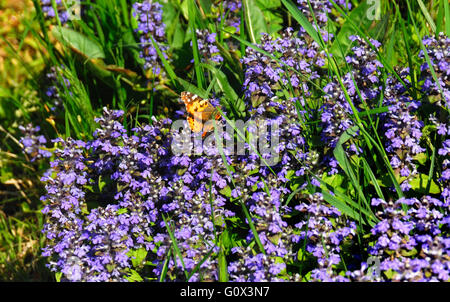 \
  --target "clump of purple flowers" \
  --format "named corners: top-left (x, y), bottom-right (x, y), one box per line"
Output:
top-left (44, 66), bottom-right (70, 111)
top-left (381, 69), bottom-right (425, 191)
top-left (242, 28), bottom-right (326, 108)
top-left (192, 29), bottom-right (223, 64)
top-left (40, 108), bottom-right (174, 281)
top-left (320, 35), bottom-right (383, 174)
top-left (419, 32), bottom-right (450, 109)
top-left (216, 0), bottom-right (241, 34)
top-left (225, 89), bottom-right (347, 281)
top-left (40, 0), bottom-right (74, 24)
top-left (439, 137), bottom-right (450, 206)
top-left (296, 0), bottom-right (351, 41)
top-left (19, 124), bottom-right (52, 162)
top-left (132, 0), bottom-right (169, 76)
top-left (293, 193), bottom-right (356, 282)
top-left (226, 172), bottom-right (298, 282)
top-left (152, 125), bottom-right (235, 281)
top-left (349, 197), bottom-right (449, 281)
